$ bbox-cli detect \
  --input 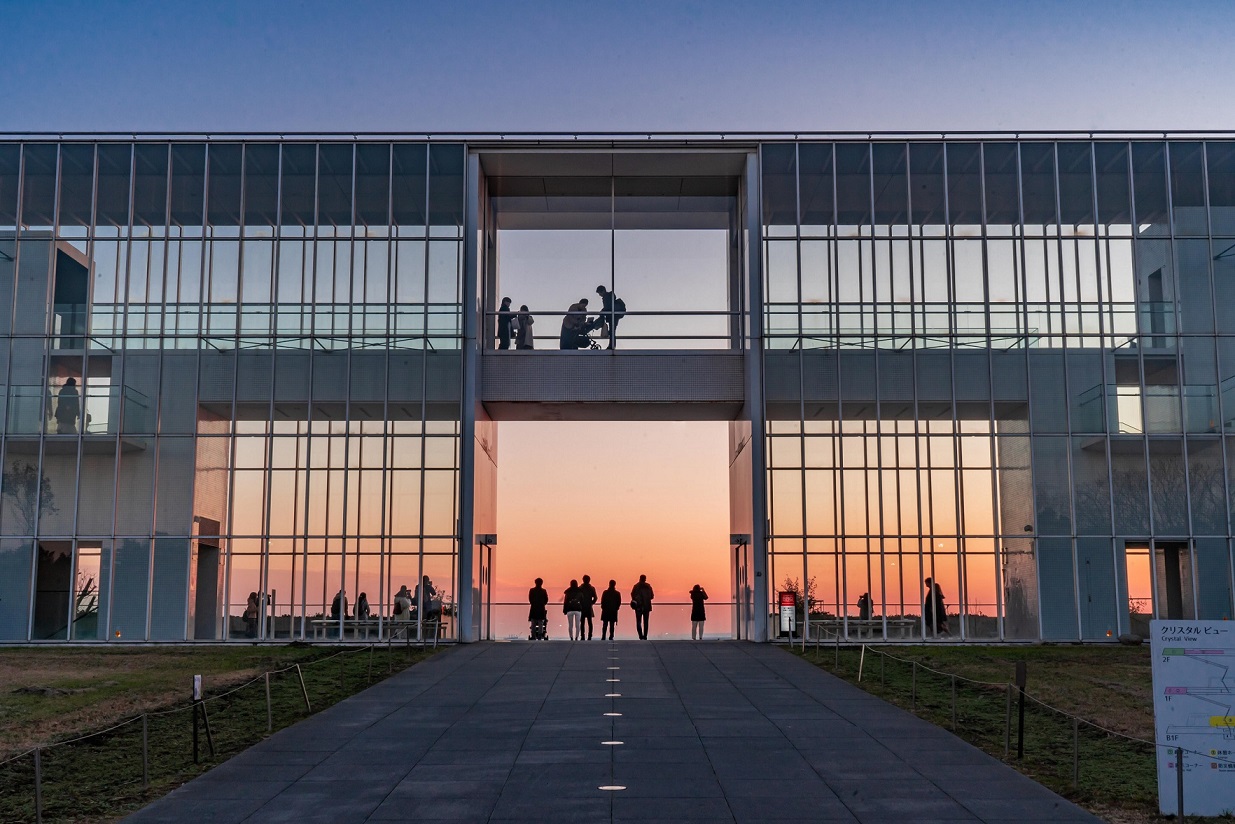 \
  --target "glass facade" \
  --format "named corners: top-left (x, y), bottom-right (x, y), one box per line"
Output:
top-left (1, 134), bottom-right (1232, 643)
top-left (761, 139), bottom-right (1235, 640)
top-left (0, 141), bottom-right (465, 641)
